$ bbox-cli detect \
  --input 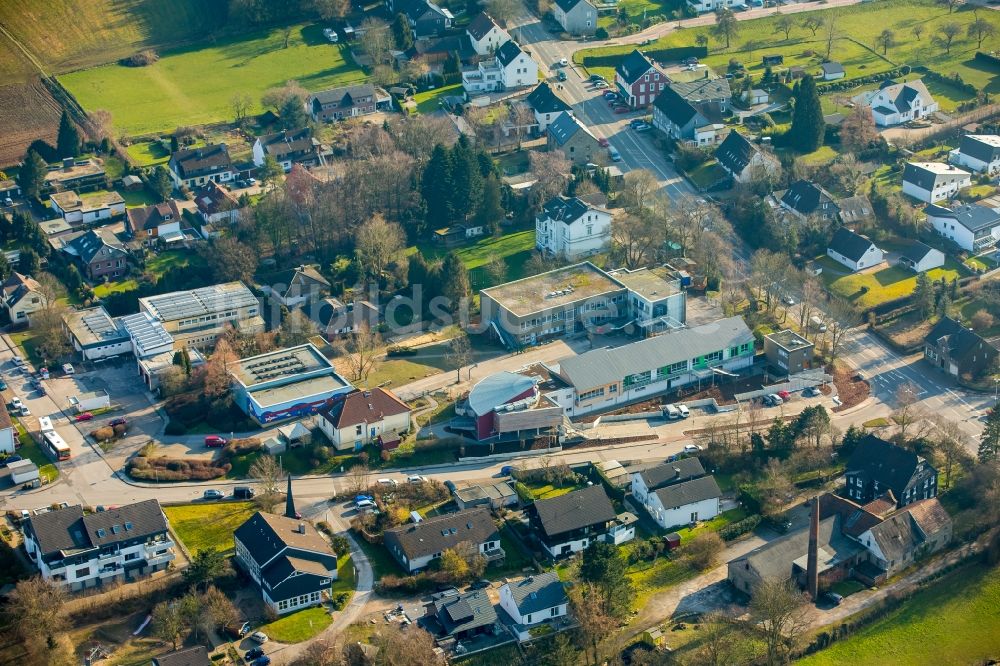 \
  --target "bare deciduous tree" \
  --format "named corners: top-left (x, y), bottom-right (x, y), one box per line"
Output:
top-left (231, 93), bottom-right (253, 126)
top-left (7, 577), bottom-right (66, 654)
top-left (446, 332), bottom-right (472, 383)
top-left (355, 213), bottom-right (404, 281)
top-left (360, 18), bottom-right (393, 66)
top-left (347, 463), bottom-right (372, 495)
top-left (620, 169), bottom-right (658, 215)
top-left (249, 454), bottom-right (286, 505)
top-left (612, 213), bottom-right (659, 269)
top-left (751, 579), bottom-right (808, 665)
top-left (335, 322), bottom-right (383, 383)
